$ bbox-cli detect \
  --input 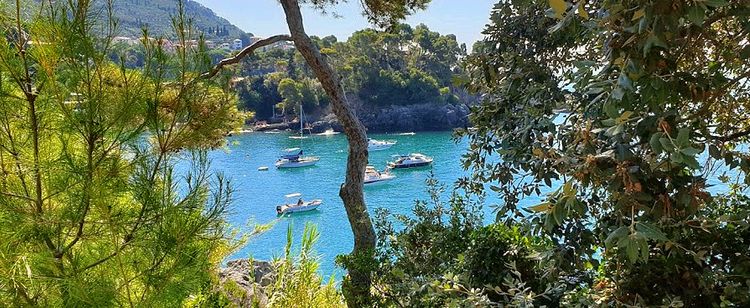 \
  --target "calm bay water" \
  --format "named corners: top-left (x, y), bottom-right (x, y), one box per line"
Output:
top-left (203, 130), bottom-right (735, 278)
top-left (208, 131), bottom-right (495, 277)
